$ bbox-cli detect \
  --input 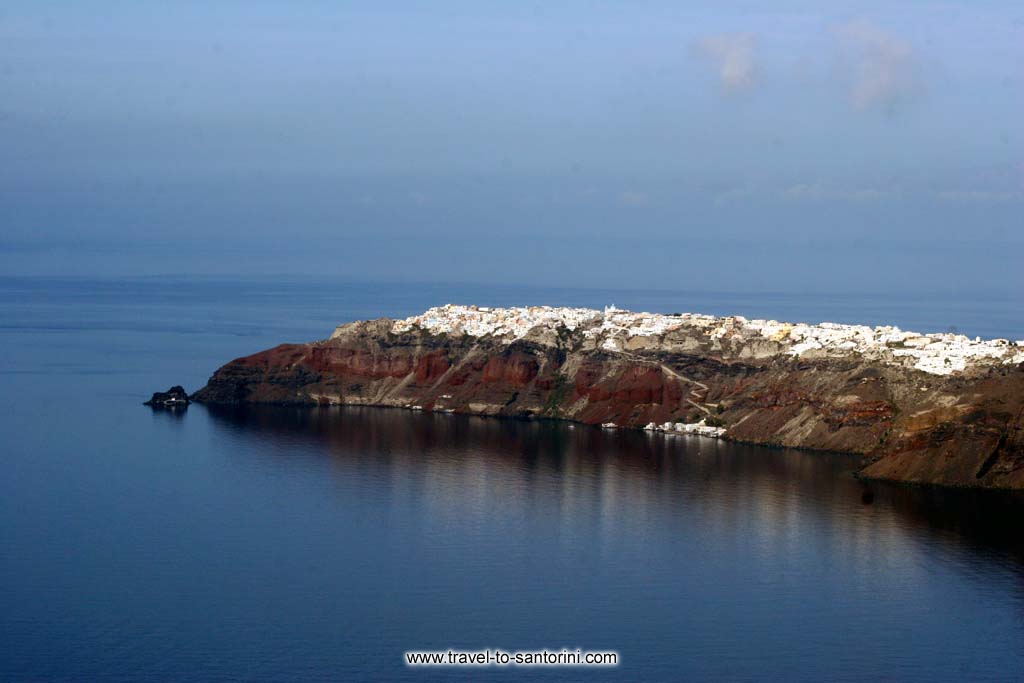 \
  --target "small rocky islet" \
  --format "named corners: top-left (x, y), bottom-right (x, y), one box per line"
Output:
top-left (144, 385), bottom-right (190, 409)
